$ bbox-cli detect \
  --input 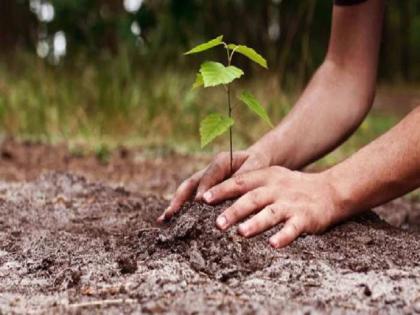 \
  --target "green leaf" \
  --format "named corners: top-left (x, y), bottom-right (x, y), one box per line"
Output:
top-left (192, 73), bottom-right (204, 89)
top-left (199, 61), bottom-right (244, 87)
top-left (228, 44), bottom-right (268, 69)
top-left (238, 91), bottom-right (273, 127)
top-left (185, 35), bottom-right (224, 55)
top-left (200, 113), bottom-right (234, 148)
